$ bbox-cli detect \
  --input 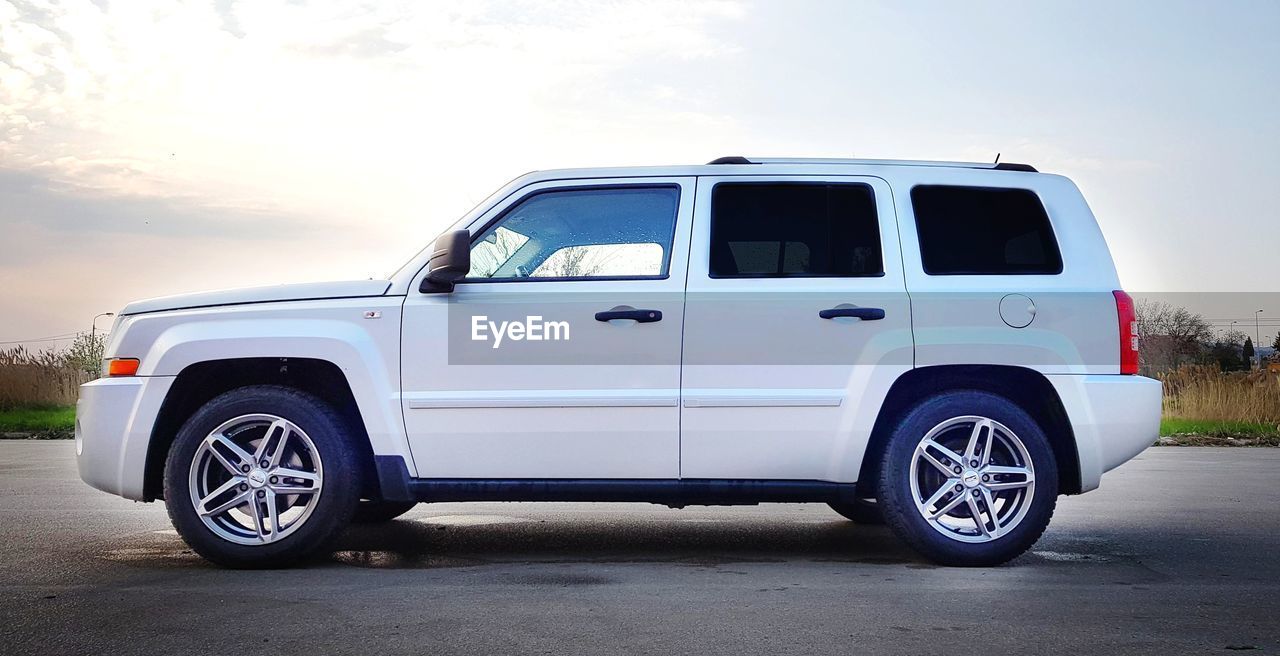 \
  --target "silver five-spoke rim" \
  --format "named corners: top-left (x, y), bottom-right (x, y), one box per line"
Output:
top-left (189, 414), bottom-right (324, 545)
top-left (909, 415), bottom-right (1035, 544)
